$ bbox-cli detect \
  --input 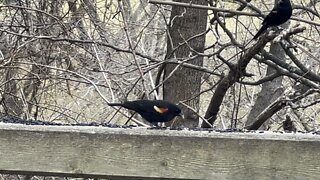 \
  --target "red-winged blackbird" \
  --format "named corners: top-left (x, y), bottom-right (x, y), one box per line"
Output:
top-left (108, 100), bottom-right (182, 124)
top-left (253, 0), bottom-right (292, 39)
